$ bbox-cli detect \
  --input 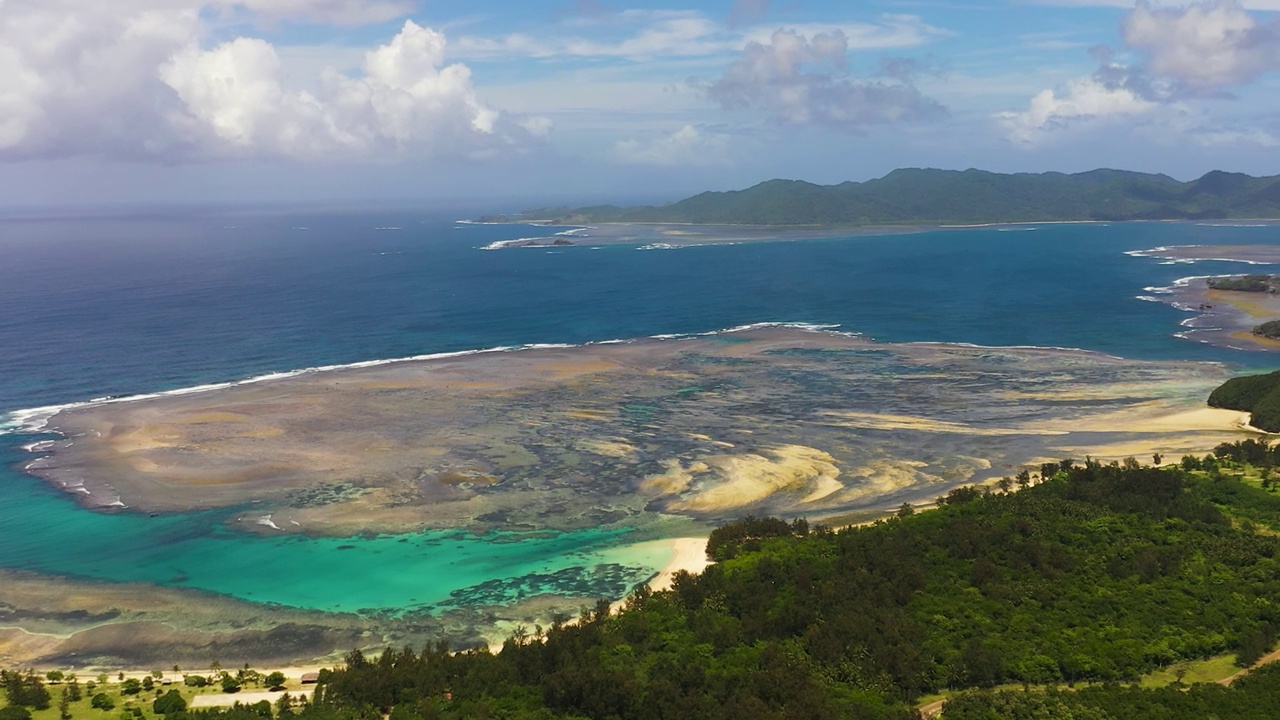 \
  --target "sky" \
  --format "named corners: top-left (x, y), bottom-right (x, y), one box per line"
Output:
top-left (1, 0), bottom-right (1279, 207)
